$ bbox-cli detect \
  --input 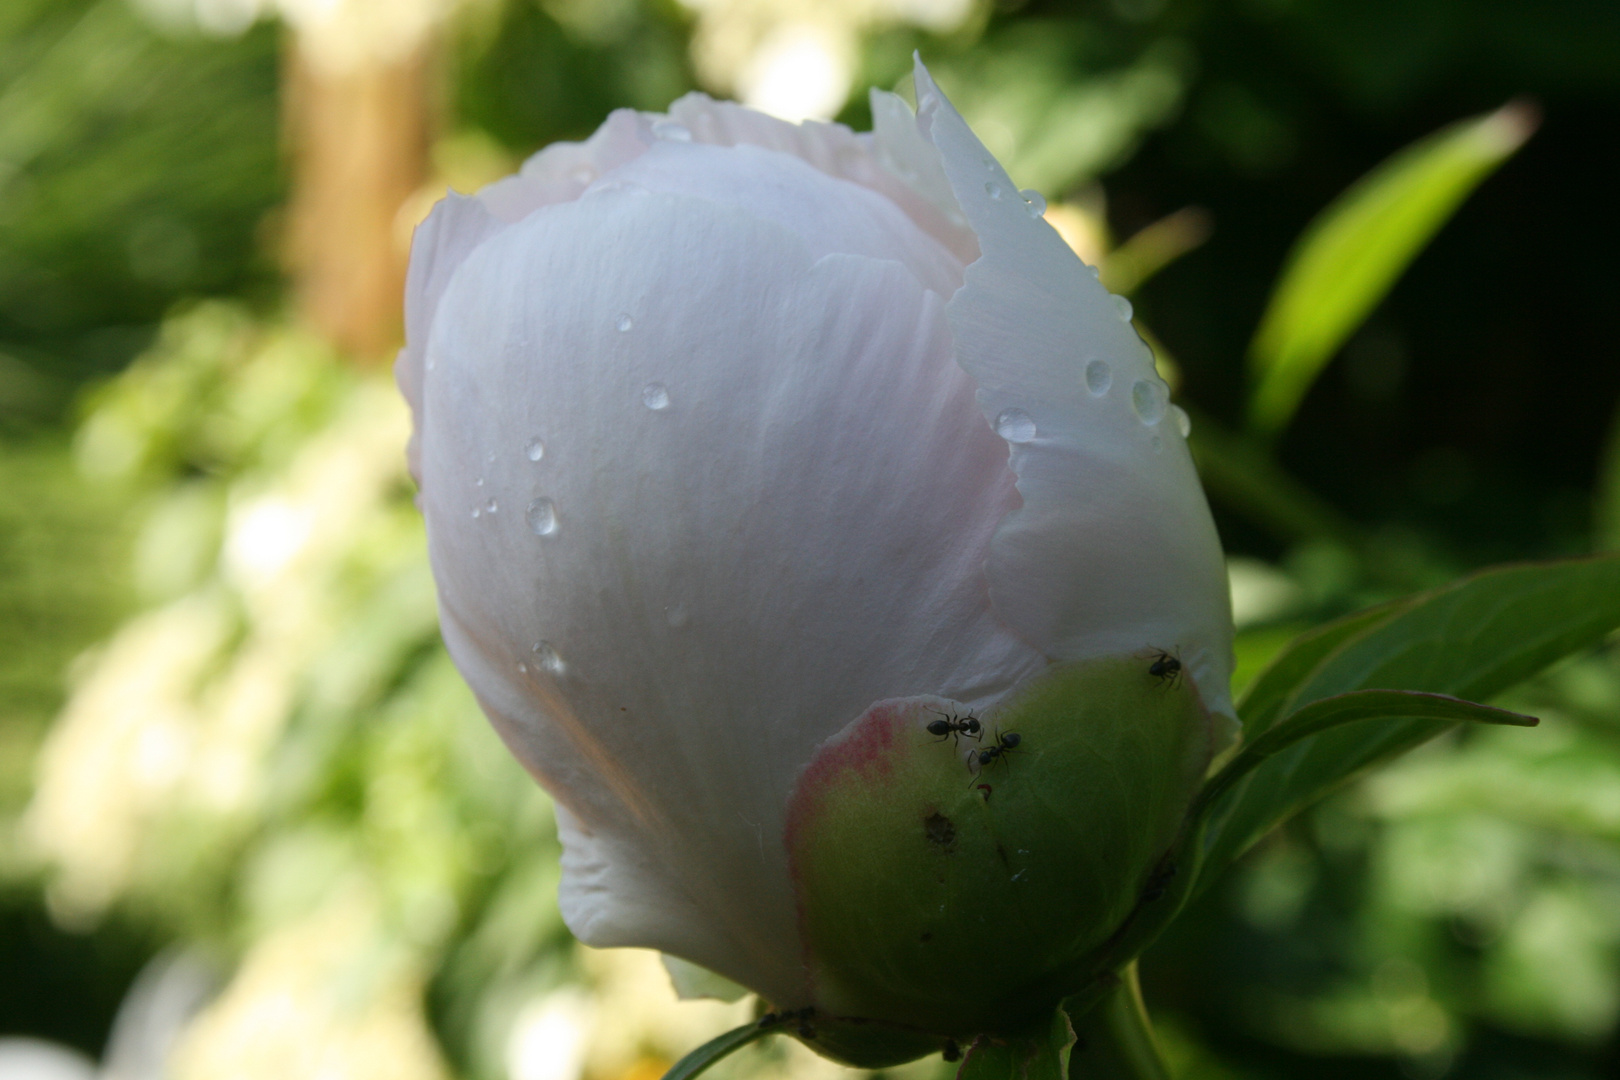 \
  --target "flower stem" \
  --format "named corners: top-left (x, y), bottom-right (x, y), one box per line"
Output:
top-left (660, 1011), bottom-right (797, 1080)
top-left (1068, 963), bottom-right (1171, 1080)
